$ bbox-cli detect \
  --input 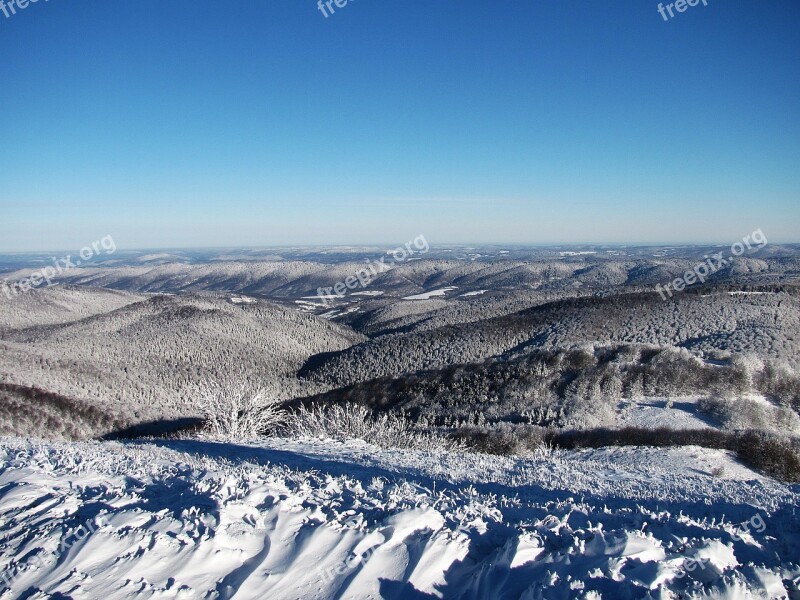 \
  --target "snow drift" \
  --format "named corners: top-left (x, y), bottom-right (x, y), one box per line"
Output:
top-left (0, 437), bottom-right (798, 599)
